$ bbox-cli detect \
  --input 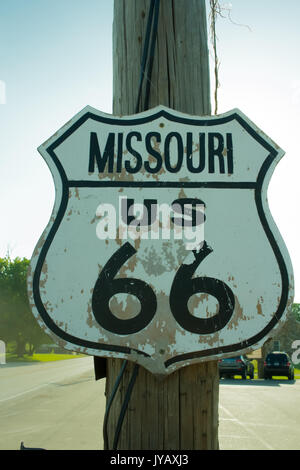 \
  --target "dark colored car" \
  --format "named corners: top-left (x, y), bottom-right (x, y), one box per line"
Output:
top-left (218, 355), bottom-right (254, 379)
top-left (263, 352), bottom-right (294, 380)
